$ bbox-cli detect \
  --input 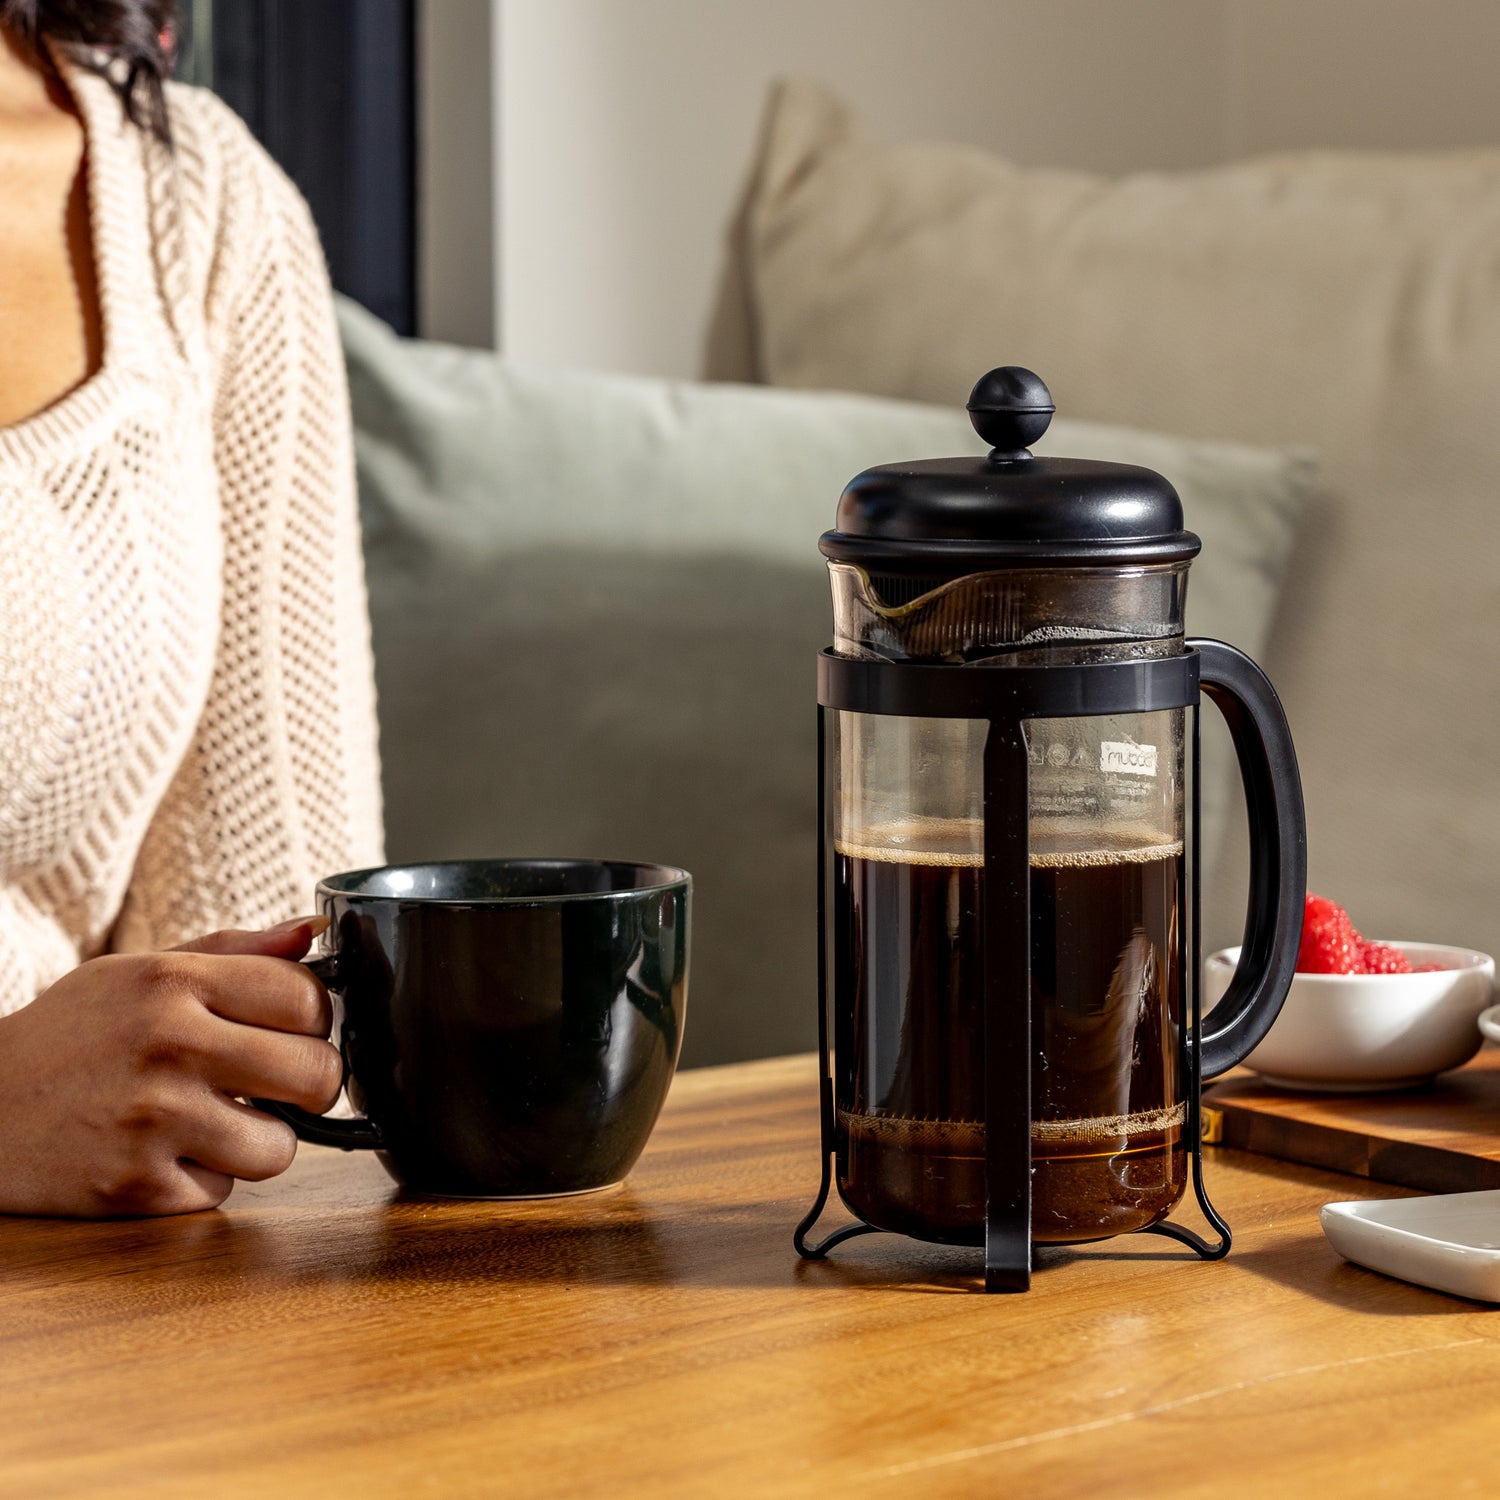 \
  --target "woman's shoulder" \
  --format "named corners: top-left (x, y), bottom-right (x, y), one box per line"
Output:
top-left (157, 83), bottom-right (325, 326)
top-left (161, 80), bottom-right (311, 219)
